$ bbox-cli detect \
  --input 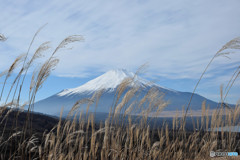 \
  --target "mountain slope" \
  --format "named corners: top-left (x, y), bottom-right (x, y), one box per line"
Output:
top-left (58, 69), bottom-right (154, 96)
top-left (34, 69), bottom-right (221, 116)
